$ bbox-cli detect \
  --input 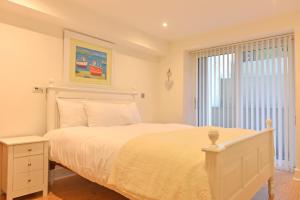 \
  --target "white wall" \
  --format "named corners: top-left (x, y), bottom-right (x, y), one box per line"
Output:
top-left (0, 22), bottom-right (159, 137)
top-left (113, 51), bottom-right (159, 122)
top-left (157, 49), bottom-right (184, 123)
top-left (158, 11), bottom-right (300, 179)
top-left (0, 23), bottom-right (62, 137)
